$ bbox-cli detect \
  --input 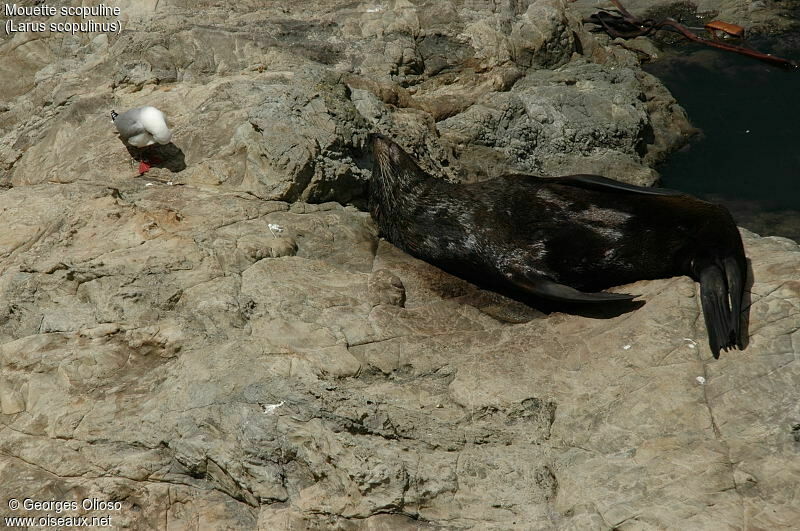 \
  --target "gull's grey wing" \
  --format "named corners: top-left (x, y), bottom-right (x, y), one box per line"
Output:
top-left (113, 108), bottom-right (147, 140)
